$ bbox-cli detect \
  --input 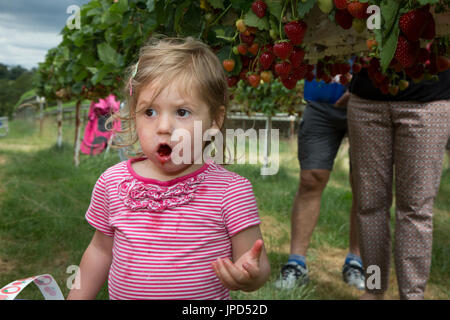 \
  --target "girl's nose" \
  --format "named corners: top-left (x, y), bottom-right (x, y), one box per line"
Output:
top-left (156, 112), bottom-right (173, 134)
